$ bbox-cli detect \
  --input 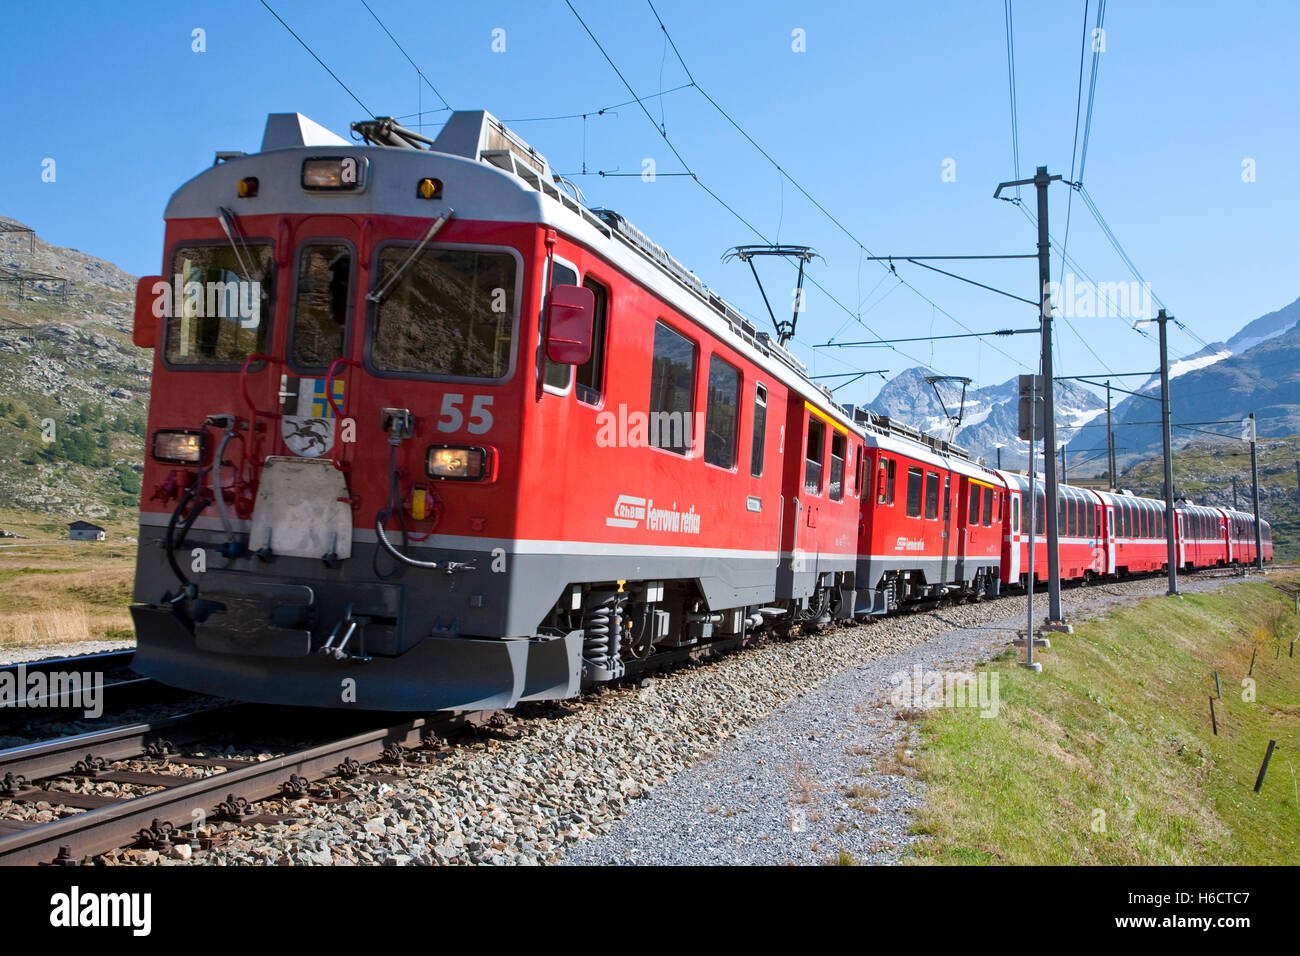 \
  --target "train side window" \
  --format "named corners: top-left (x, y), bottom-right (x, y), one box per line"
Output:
top-left (879, 457), bottom-right (895, 505)
top-left (804, 417), bottom-right (825, 495)
top-left (983, 486), bottom-right (994, 527)
top-left (829, 432), bottom-right (846, 501)
top-left (1035, 489), bottom-right (1045, 536)
top-left (970, 486), bottom-right (981, 525)
top-left (542, 262), bottom-right (578, 390)
top-left (648, 320), bottom-right (696, 456)
top-left (291, 242), bottom-right (351, 370)
top-left (856, 447), bottom-right (868, 498)
top-left (924, 471), bottom-right (940, 520)
top-left (750, 384), bottom-right (767, 478)
top-left (1012, 494), bottom-right (1020, 533)
top-left (704, 355), bottom-right (740, 469)
top-left (905, 467), bottom-right (923, 517)
top-left (1087, 504), bottom-right (1096, 538)
top-left (574, 276), bottom-right (608, 405)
